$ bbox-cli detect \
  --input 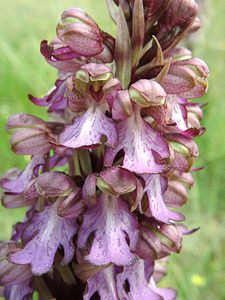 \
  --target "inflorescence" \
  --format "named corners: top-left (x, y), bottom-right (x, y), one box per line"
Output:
top-left (0, 1), bottom-right (209, 299)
